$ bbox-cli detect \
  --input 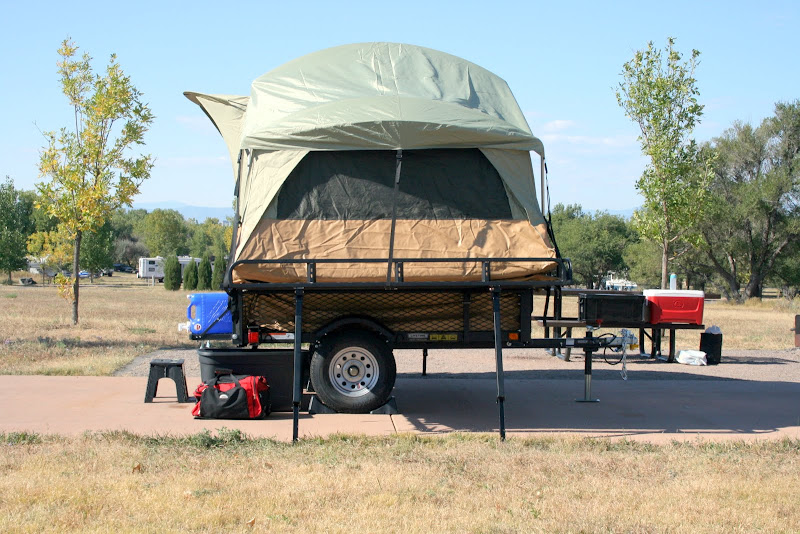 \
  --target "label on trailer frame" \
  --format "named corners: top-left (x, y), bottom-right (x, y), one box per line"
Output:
top-left (265, 333), bottom-right (295, 341)
top-left (406, 333), bottom-right (459, 342)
